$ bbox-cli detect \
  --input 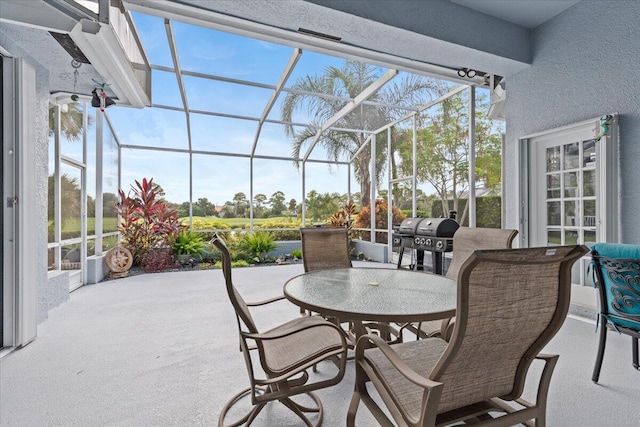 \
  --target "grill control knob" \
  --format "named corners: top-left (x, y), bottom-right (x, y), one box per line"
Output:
top-left (436, 240), bottom-right (444, 250)
top-left (414, 237), bottom-right (420, 245)
top-left (426, 238), bottom-right (432, 247)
